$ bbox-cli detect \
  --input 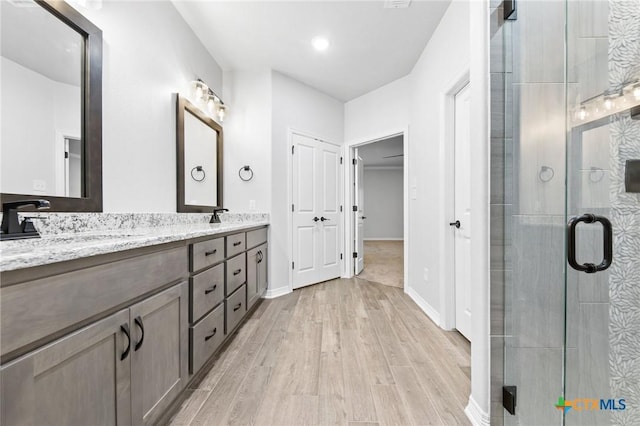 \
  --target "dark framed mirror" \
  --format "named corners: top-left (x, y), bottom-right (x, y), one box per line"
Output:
top-left (0, 0), bottom-right (102, 211)
top-left (176, 96), bottom-right (224, 212)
